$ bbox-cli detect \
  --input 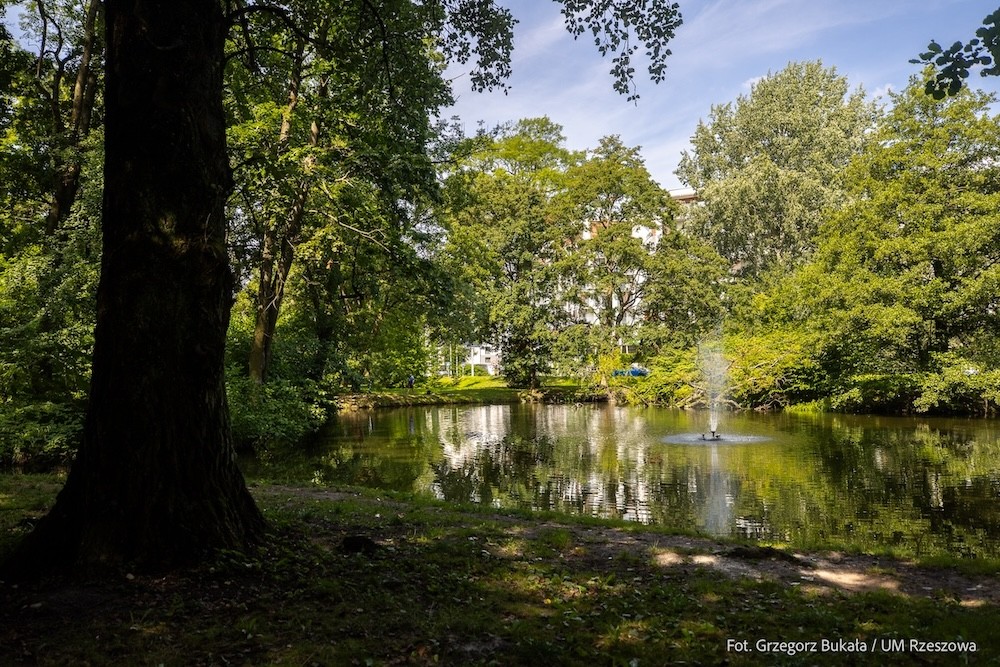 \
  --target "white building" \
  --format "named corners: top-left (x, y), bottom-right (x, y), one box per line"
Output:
top-left (465, 343), bottom-right (500, 375)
